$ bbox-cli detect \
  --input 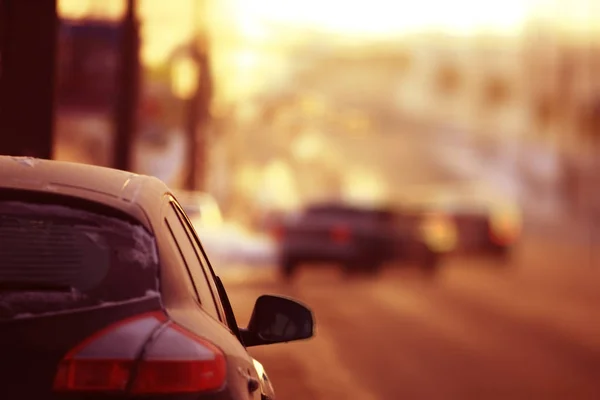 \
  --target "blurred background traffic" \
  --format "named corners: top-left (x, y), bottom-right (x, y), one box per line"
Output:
top-left (1, 0), bottom-right (599, 398)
